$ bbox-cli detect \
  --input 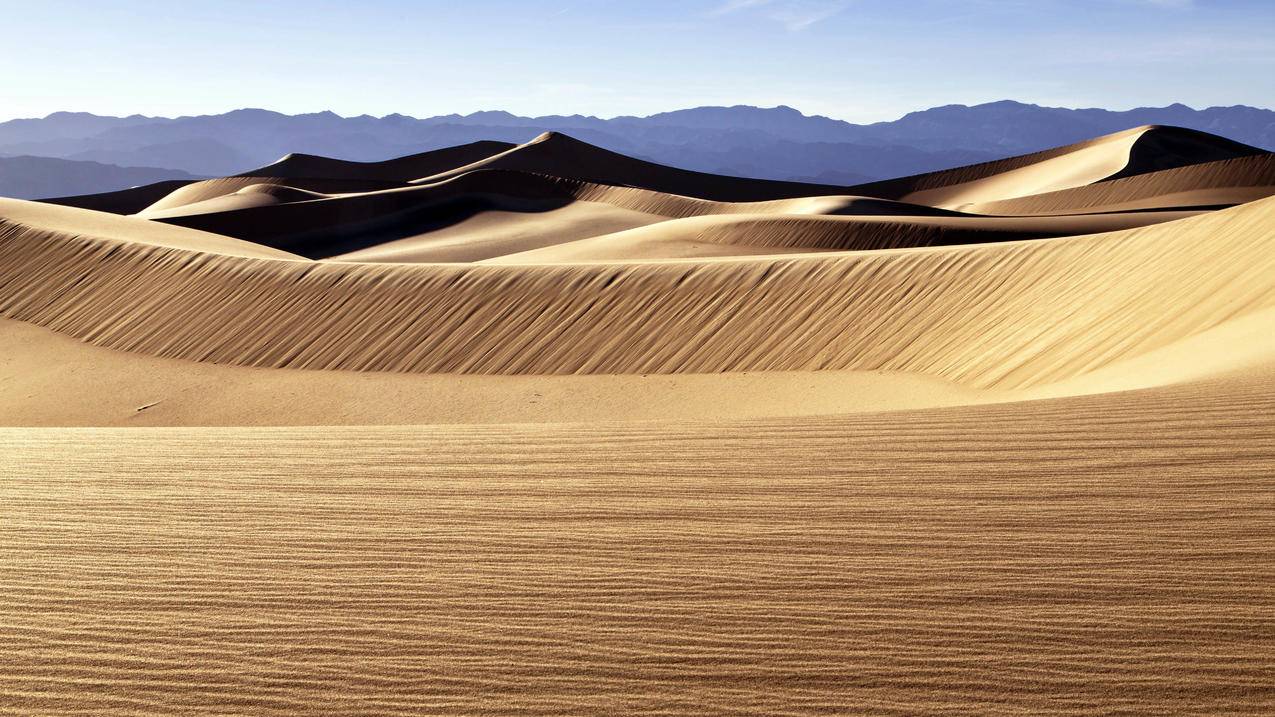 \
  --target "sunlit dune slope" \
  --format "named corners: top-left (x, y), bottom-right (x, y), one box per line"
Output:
top-left (968, 153), bottom-right (1275, 214)
top-left (40, 179), bottom-right (200, 215)
top-left (849, 125), bottom-right (1267, 209)
top-left (482, 210), bottom-right (1201, 262)
top-left (137, 176), bottom-right (409, 216)
top-left (0, 198), bottom-right (302, 260)
top-left (7, 299), bottom-right (1275, 426)
top-left (1, 193), bottom-right (1271, 388)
